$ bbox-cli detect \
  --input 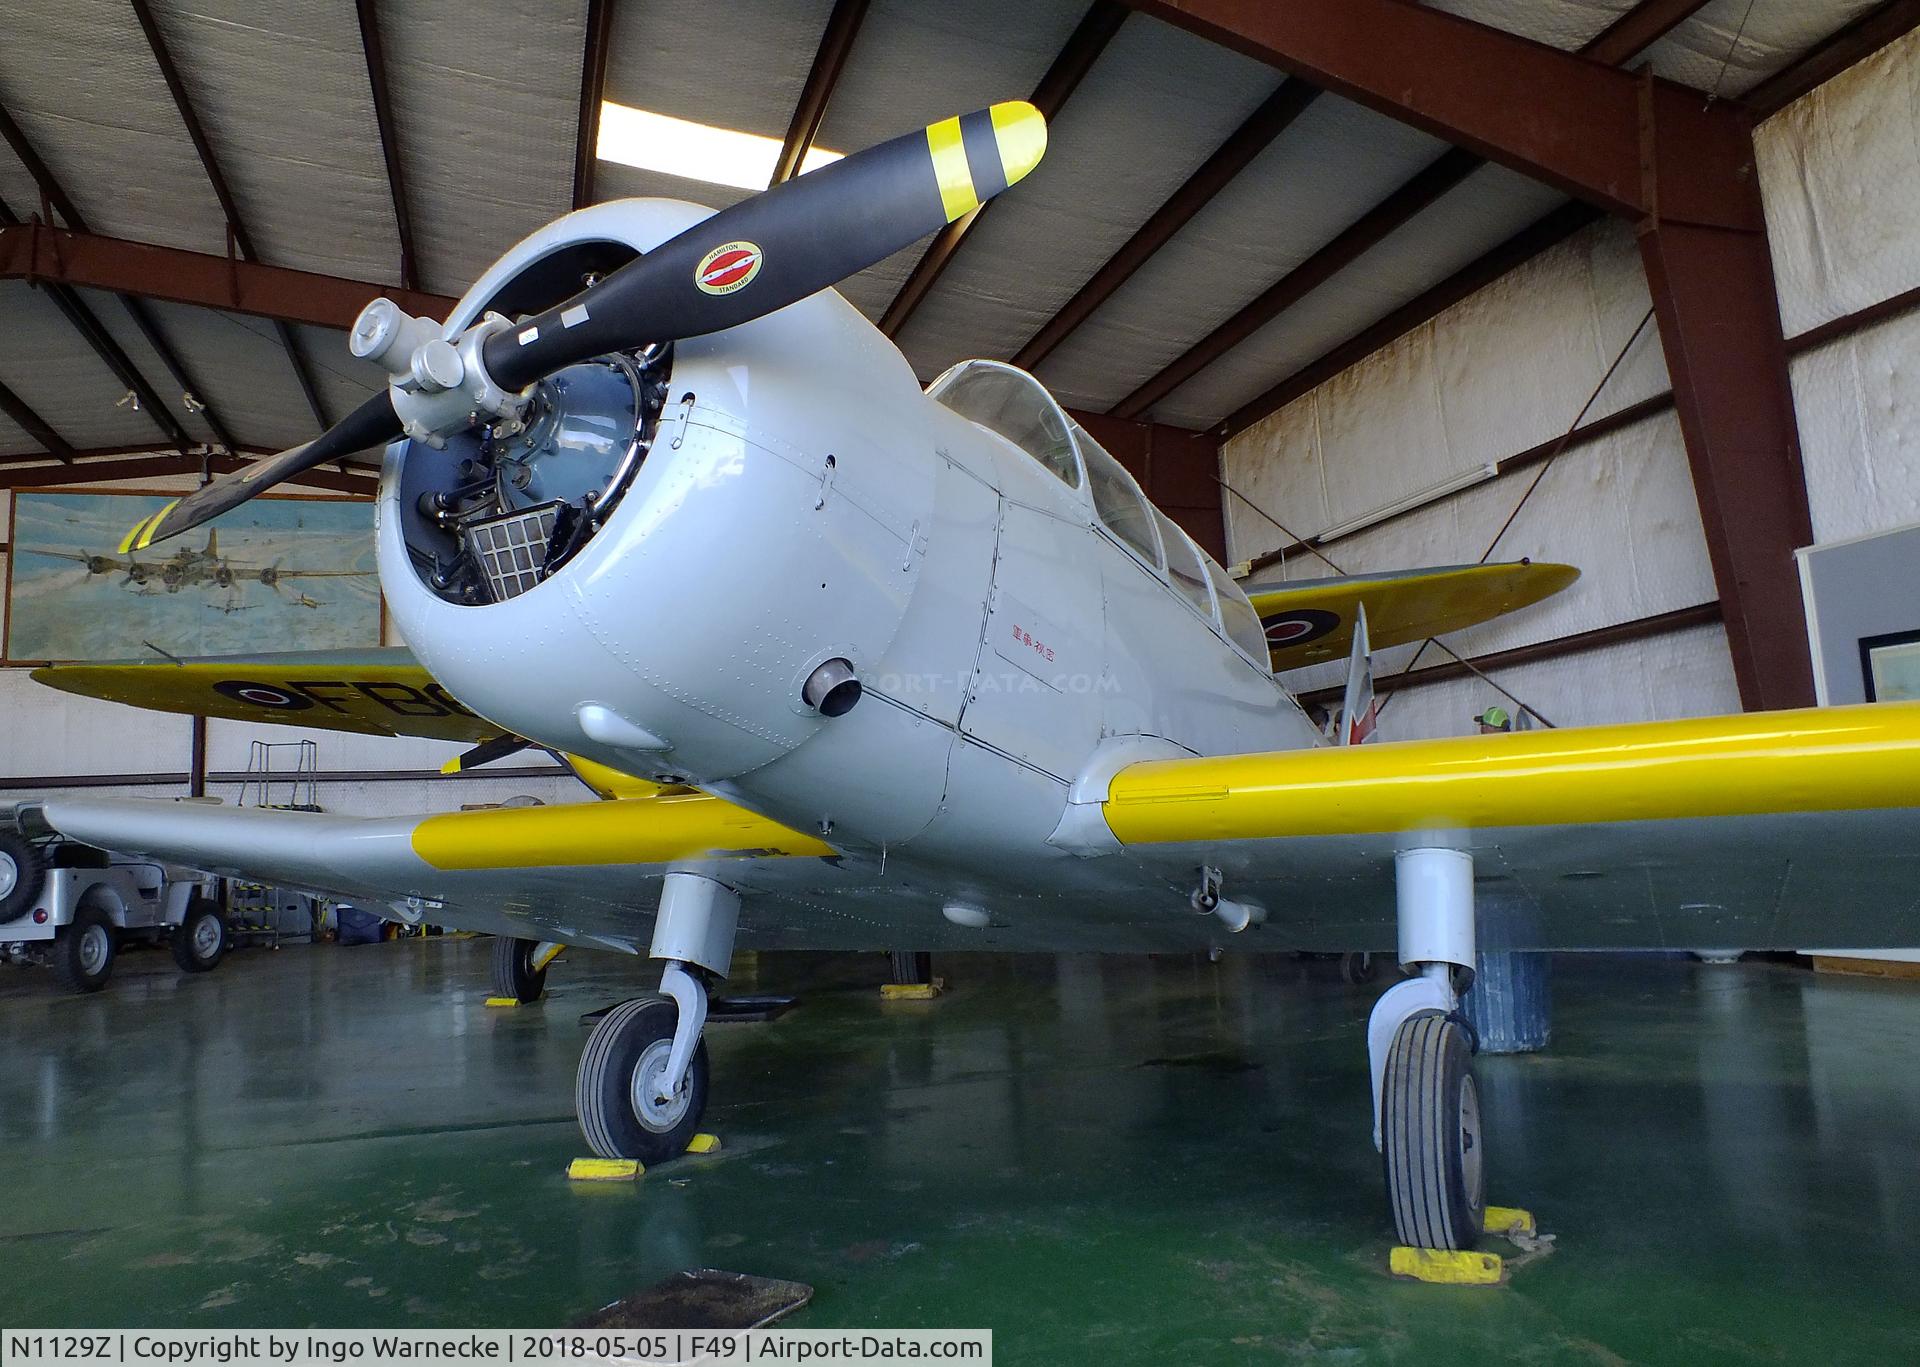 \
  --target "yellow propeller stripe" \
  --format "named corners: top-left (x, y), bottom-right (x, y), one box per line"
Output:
top-left (988, 100), bottom-right (1047, 186)
top-left (1103, 701), bottom-right (1920, 843)
top-left (925, 116), bottom-right (979, 223)
top-left (123, 499), bottom-right (181, 552)
top-left (117, 512), bottom-right (157, 555)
